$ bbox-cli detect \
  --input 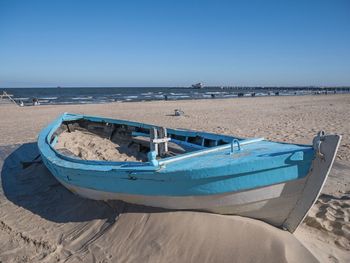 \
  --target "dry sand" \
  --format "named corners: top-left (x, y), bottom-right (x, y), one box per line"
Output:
top-left (0, 94), bottom-right (349, 262)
